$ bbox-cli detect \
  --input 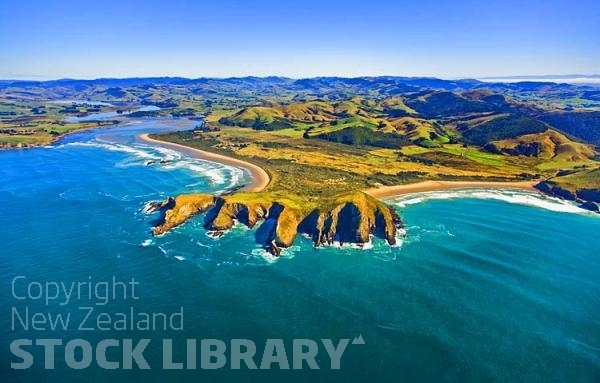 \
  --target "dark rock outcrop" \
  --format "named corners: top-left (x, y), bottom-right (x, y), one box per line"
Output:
top-left (535, 181), bottom-right (600, 212)
top-left (535, 181), bottom-right (577, 201)
top-left (579, 201), bottom-right (599, 212)
top-left (577, 189), bottom-right (600, 203)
